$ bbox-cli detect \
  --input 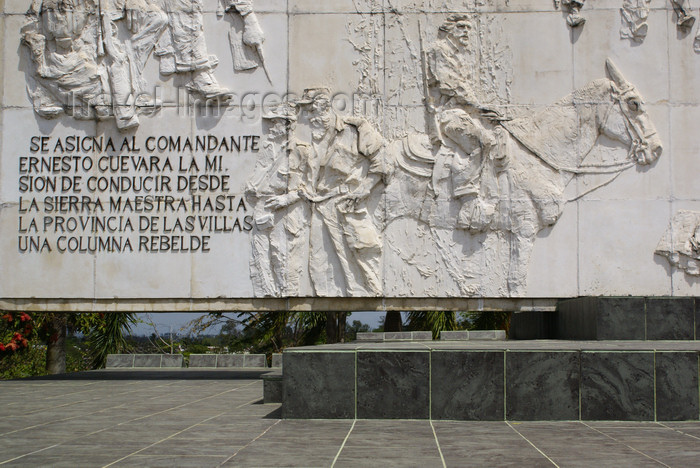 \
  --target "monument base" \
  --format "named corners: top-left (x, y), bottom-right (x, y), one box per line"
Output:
top-left (282, 340), bottom-right (700, 421)
top-left (511, 297), bottom-right (698, 340)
